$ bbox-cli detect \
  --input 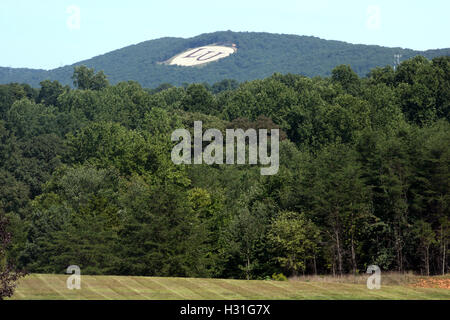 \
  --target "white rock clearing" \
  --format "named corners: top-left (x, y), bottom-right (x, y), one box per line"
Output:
top-left (166, 44), bottom-right (237, 67)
